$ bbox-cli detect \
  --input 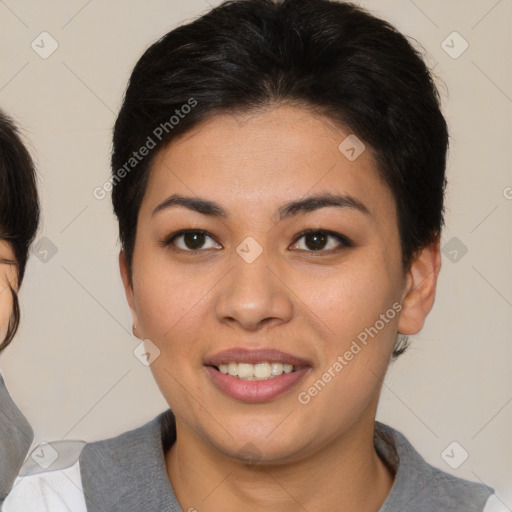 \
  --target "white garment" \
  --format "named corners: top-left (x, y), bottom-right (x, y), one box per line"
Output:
top-left (4, 461), bottom-right (86, 511)
top-left (483, 494), bottom-right (511, 512)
